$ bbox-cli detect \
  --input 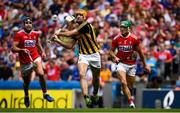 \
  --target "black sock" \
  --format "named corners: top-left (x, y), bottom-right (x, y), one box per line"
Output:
top-left (93, 79), bottom-right (99, 95)
top-left (39, 75), bottom-right (47, 93)
top-left (84, 95), bottom-right (89, 98)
